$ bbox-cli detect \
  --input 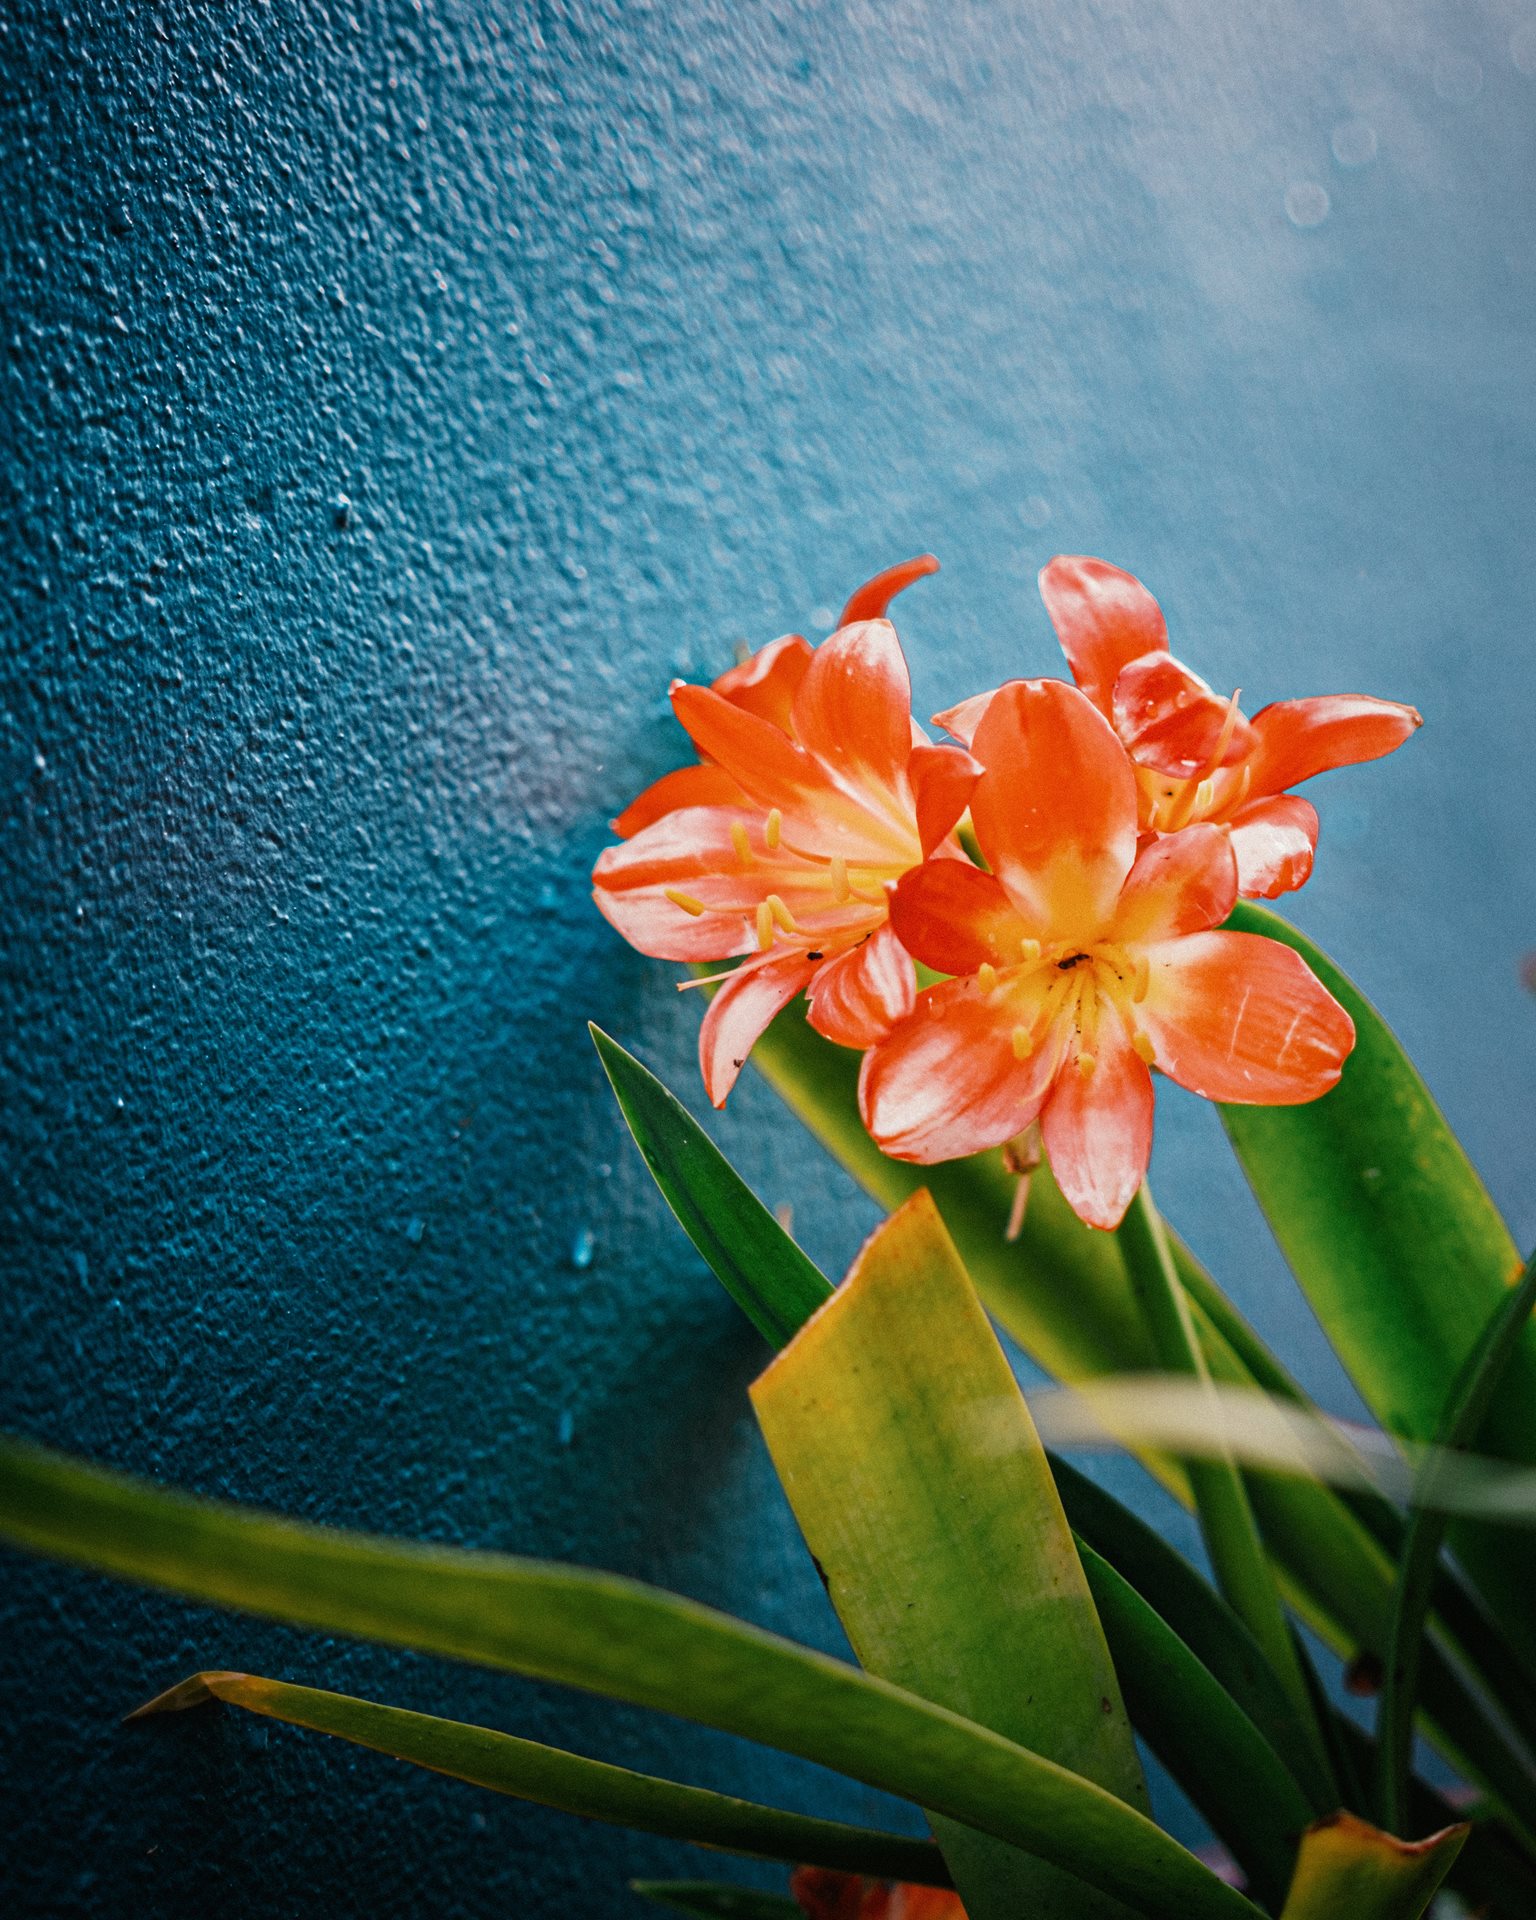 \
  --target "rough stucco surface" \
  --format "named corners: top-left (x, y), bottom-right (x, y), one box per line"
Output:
top-left (3, 1), bottom-right (1534, 1914)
